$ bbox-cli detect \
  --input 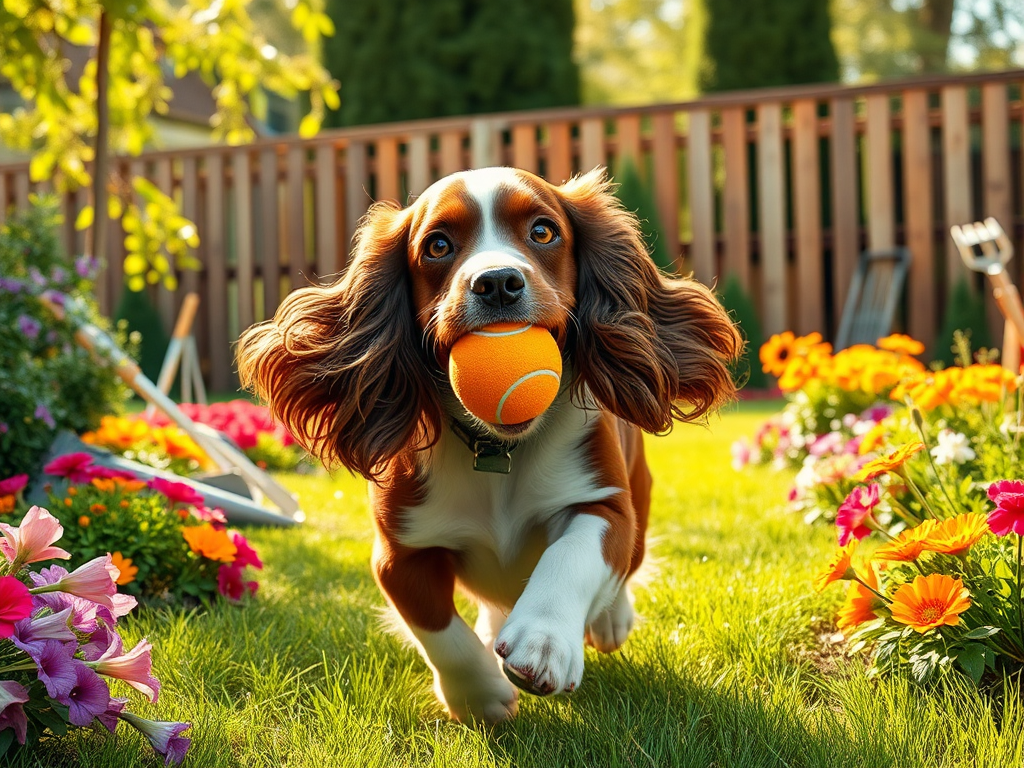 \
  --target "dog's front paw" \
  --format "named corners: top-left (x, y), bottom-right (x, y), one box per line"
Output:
top-left (494, 617), bottom-right (584, 696)
top-left (435, 671), bottom-right (519, 725)
top-left (586, 585), bottom-right (634, 653)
